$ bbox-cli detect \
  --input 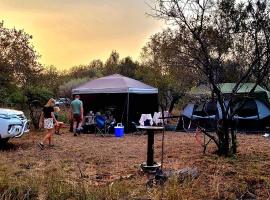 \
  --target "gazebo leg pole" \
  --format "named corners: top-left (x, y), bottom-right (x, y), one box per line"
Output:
top-left (126, 92), bottom-right (129, 133)
top-left (147, 129), bottom-right (154, 166)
